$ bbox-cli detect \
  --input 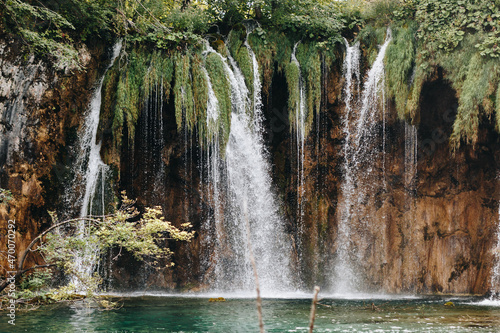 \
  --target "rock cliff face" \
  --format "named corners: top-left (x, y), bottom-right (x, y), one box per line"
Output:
top-left (279, 69), bottom-right (499, 294)
top-left (1, 37), bottom-right (498, 295)
top-left (0, 36), bottom-right (106, 274)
